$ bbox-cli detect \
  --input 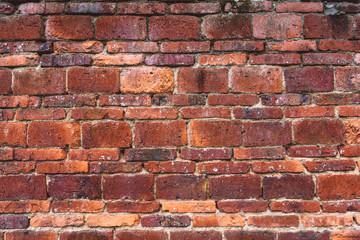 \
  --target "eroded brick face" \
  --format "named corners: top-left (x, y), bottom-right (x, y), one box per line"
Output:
top-left (1, 0), bottom-right (360, 237)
